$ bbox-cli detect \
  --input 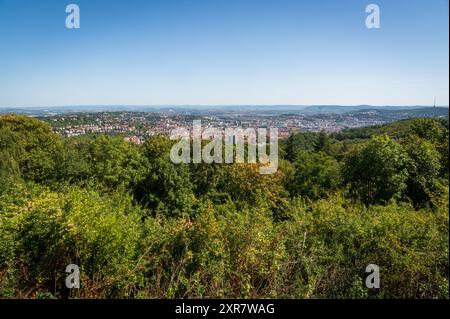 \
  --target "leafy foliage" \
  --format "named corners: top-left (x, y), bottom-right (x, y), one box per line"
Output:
top-left (0, 115), bottom-right (448, 299)
top-left (344, 135), bottom-right (409, 205)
